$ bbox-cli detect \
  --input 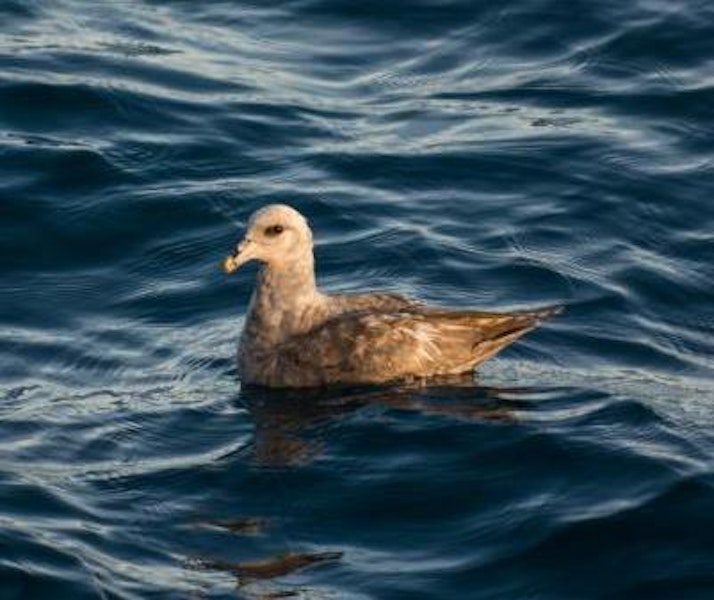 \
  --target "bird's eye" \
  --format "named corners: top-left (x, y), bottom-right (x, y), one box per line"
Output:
top-left (264, 224), bottom-right (284, 237)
